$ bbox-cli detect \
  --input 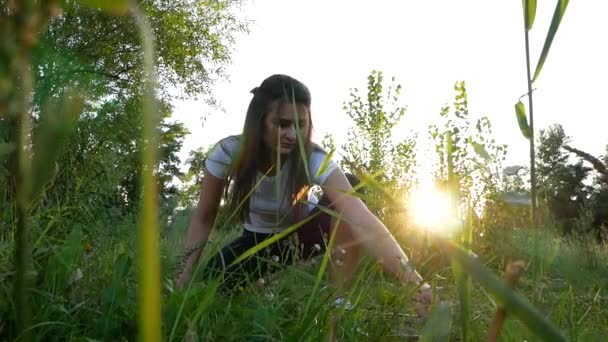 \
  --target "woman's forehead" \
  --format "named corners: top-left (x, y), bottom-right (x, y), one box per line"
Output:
top-left (271, 101), bottom-right (310, 120)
